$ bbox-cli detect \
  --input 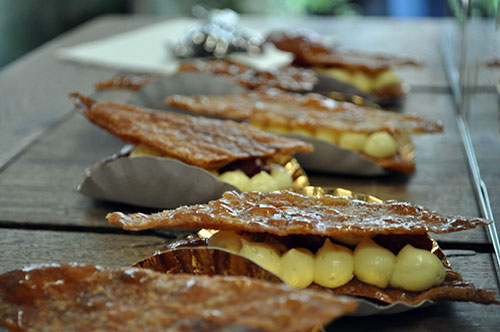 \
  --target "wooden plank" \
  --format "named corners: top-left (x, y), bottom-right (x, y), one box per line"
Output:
top-left (0, 229), bottom-right (171, 274)
top-left (0, 113), bottom-right (126, 227)
top-left (0, 15), bottom-right (160, 169)
top-left (466, 91), bottom-right (500, 224)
